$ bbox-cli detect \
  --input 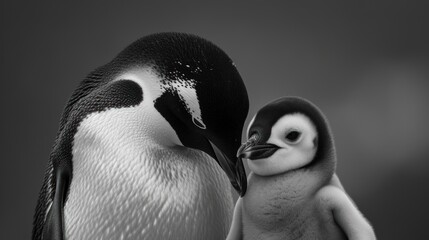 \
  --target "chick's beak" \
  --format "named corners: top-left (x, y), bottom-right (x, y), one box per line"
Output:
top-left (237, 134), bottom-right (280, 160)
